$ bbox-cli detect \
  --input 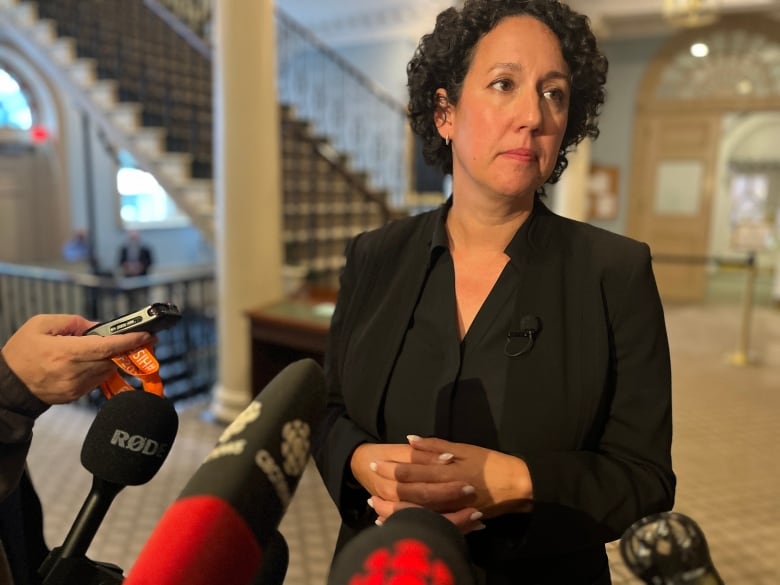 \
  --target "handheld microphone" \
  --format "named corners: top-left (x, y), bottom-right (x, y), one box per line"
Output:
top-left (328, 507), bottom-right (476, 585)
top-left (504, 314), bottom-right (540, 358)
top-left (254, 529), bottom-right (290, 585)
top-left (124, 358), bottom-right (327, 585)
top-left (39, 390), bottom-right (178, 585)
top-left (620, 511), bottom-right (724, 585)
